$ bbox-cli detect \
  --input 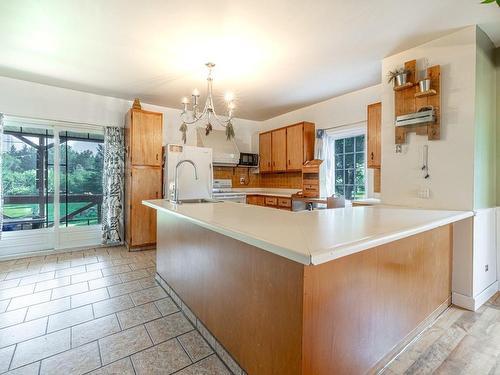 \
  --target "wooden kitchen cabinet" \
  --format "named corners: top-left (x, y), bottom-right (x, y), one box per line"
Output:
top-left (367, 102), bottom-right (381, 169)
top-left (129, 109), bottom-right (163, 166)
top-left (264, 196), bottom-right (278, 206)
top-left (125, 108), bottom-right (163, 250)
top-left (126, 166), bottom-right (161, 248)
top-left (259, 121), bottom-right (315, 174)
top-left (246, 195), bottom-right (265, 206)
top-left (286, 123), bottom-right (304, 171)
top-left (277, 197), bottom-right (292, 209)
top-left (259, 132), bottom-right (272, 172)
top-left (271, 128), bottom-right (287, 172)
